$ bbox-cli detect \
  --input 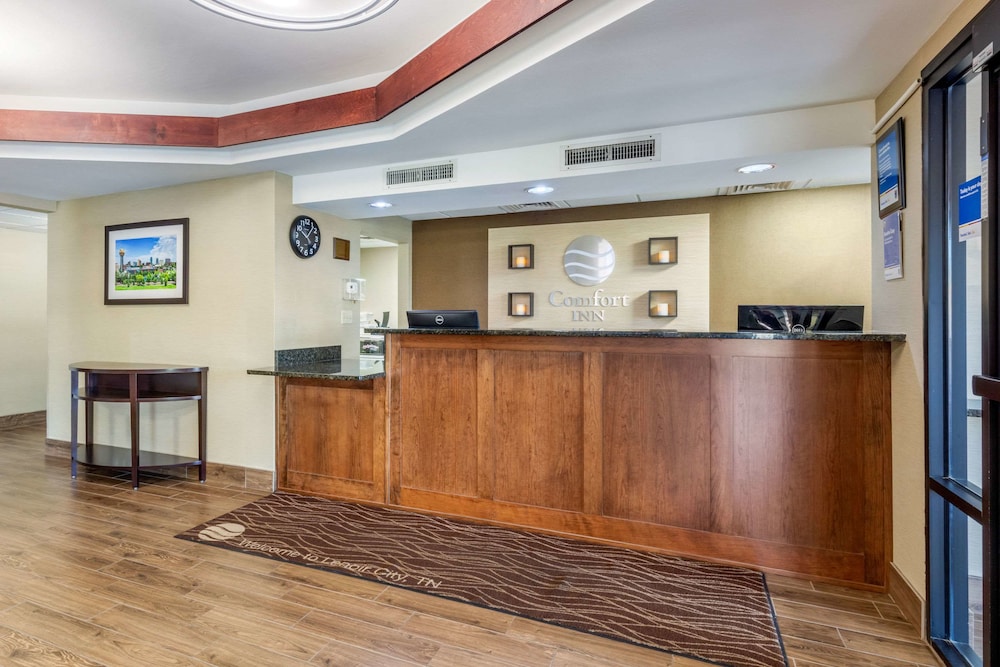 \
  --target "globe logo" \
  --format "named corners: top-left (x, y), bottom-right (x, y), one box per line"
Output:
top-left (198, 522), bottom-right (246, 542)
top-left (563, 235), bottom-right (615, 286)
